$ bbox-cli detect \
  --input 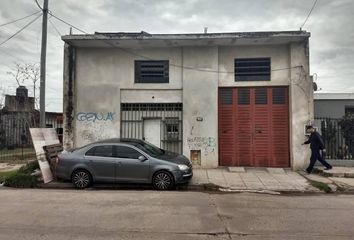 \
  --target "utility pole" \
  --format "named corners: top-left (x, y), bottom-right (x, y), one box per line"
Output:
top-left (39, 0), bottom-right (48, 127)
